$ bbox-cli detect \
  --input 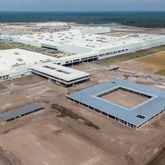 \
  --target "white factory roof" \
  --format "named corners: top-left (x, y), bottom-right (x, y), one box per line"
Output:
top-left (0, 23), bottom-right (165, 80)
top-left (31, 62), bottom-right (90, 81)
top-left (10, 29), bottom-right (165, 55)
top-left (1, 25), bottom-right (165, 69)
top-left (0, 49), bottom-right (55, 75)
